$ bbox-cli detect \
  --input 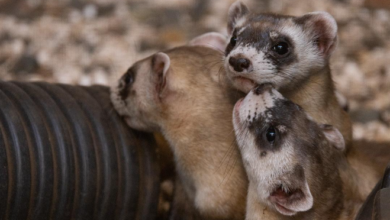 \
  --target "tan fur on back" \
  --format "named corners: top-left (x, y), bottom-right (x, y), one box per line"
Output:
top-left (160, 47), bottom-right (248, 219)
